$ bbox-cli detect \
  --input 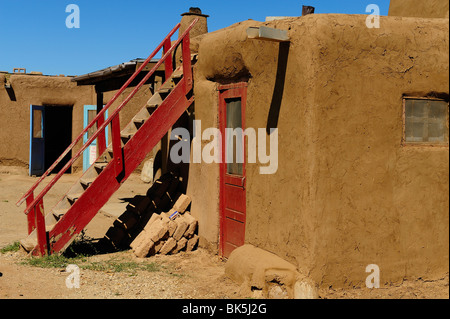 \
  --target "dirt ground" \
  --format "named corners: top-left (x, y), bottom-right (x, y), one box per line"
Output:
top-left (0, 166), bottom-right (448, 299)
